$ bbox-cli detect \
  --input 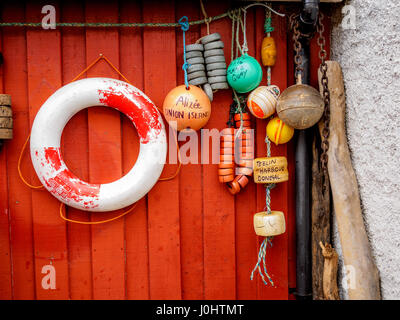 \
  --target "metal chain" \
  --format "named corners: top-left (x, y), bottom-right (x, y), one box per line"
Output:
top-left (289, 14), bottom-right (303, 77)
top-left (289, 12), bottom-right (331, 181)
top-left (317, 12), bottom-right (330, 175)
